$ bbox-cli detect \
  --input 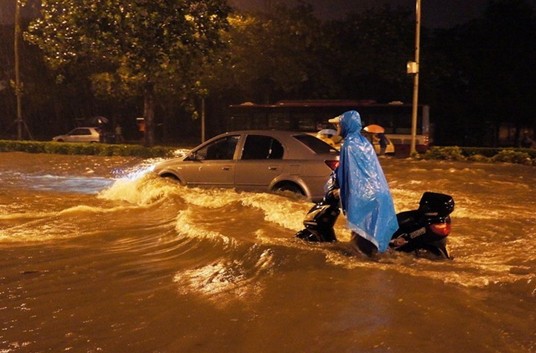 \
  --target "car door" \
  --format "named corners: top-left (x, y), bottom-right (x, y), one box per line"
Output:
top-left (180, 135), bottom-right (239, 188)
top-left (234, 134), bottom-right (285, 191)
top-left (66, 128), bottom-right (89, 142)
